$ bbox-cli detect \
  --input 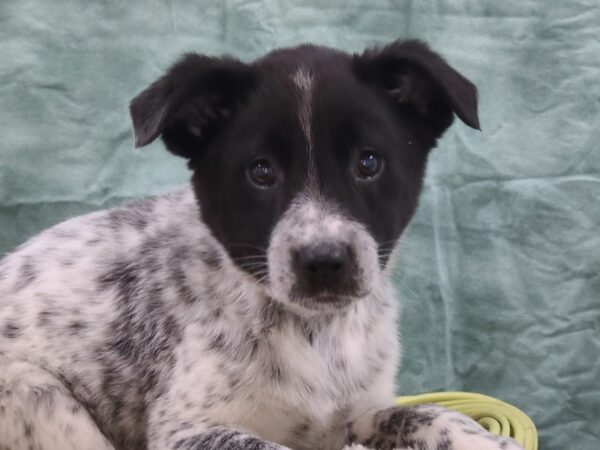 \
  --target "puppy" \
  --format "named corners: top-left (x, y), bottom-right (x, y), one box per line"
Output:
top-left (0, 40), bottom-right (523, 450)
